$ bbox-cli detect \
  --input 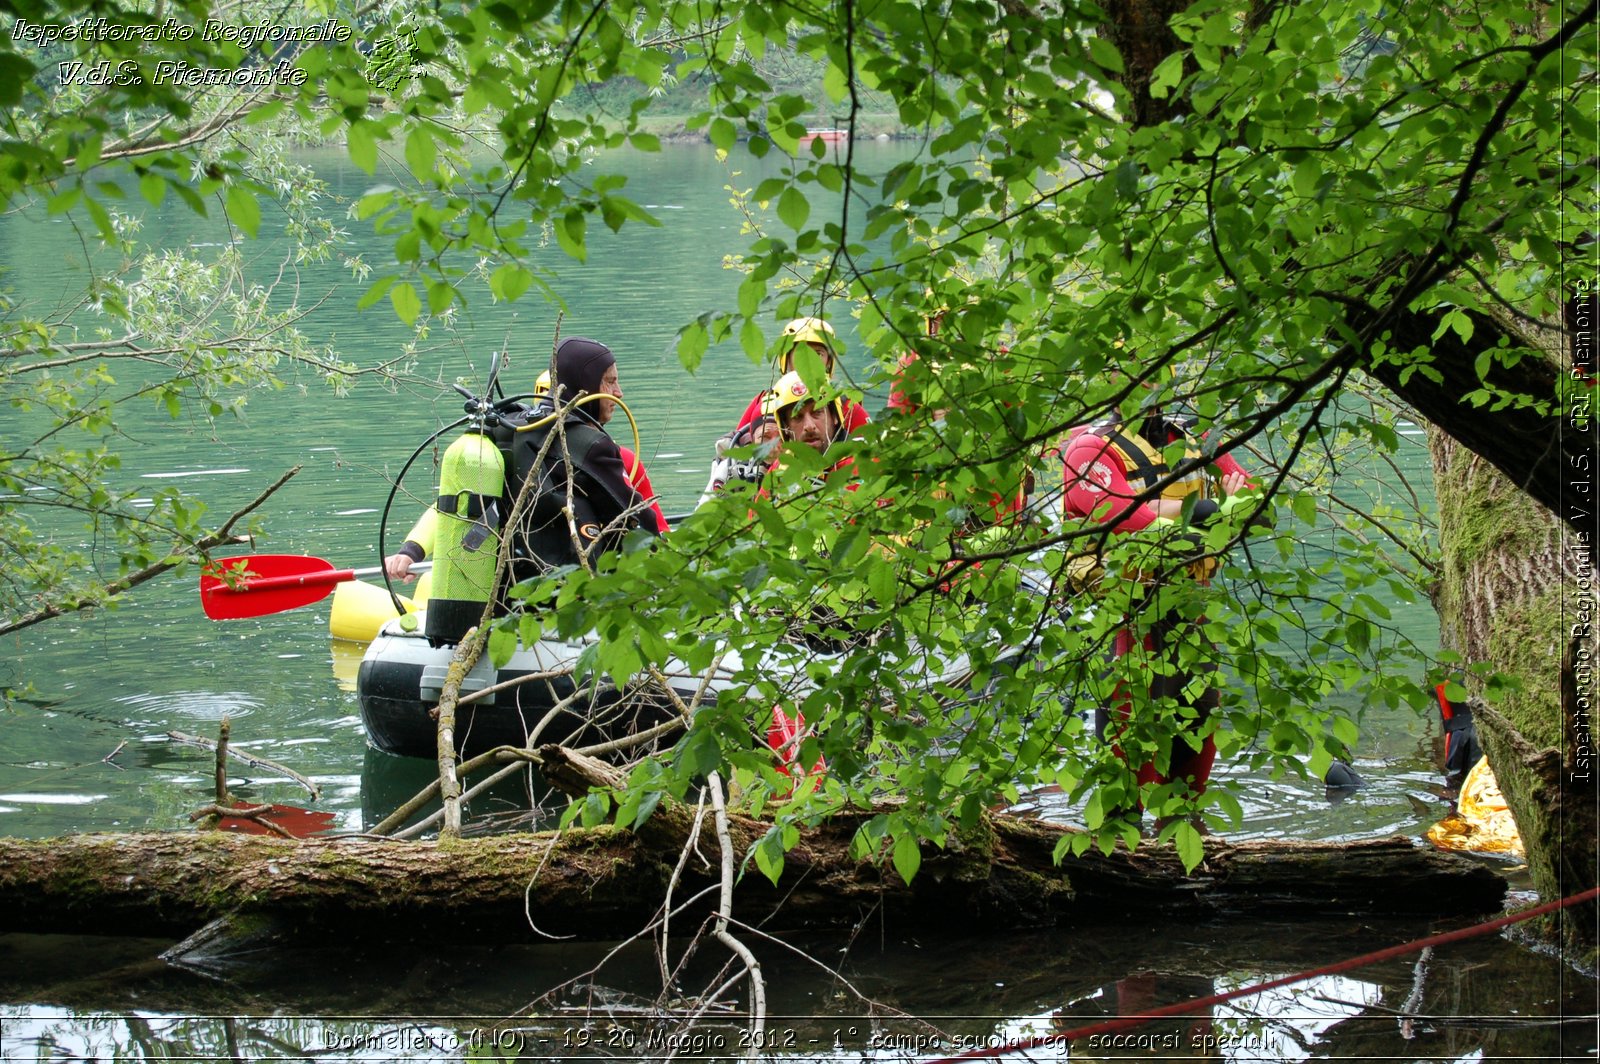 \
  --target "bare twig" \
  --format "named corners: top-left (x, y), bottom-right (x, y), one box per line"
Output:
top-left (659, 794), bottom-right (714, 989)
top-left (0, 465), bottom-right (300, 638)
top-left (214, 717), bottom-right (231, 806)
top-left (186, 802), bottom-right (295, 840)
top-left (706, 771), bottom-right (766, 1058)
top-left (166, 730), bottom-right (321, 801)
top-left (433, 623), bottom-right (486, 839)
